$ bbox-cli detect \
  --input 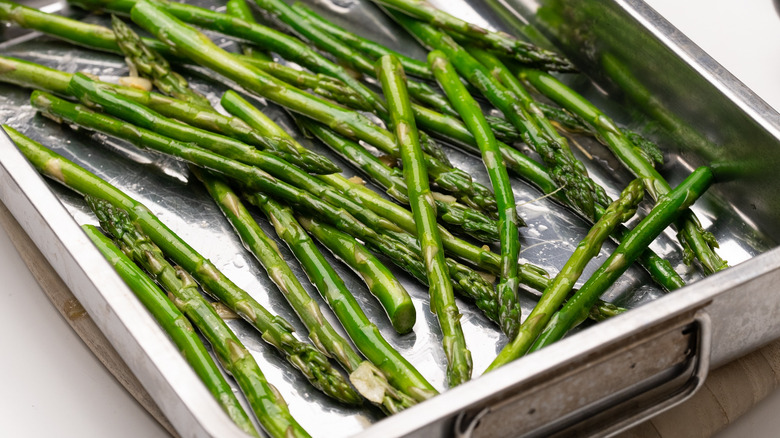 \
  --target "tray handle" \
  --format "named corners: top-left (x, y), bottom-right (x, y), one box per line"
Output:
top-left (454, 309), bottom-right (712, 438)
